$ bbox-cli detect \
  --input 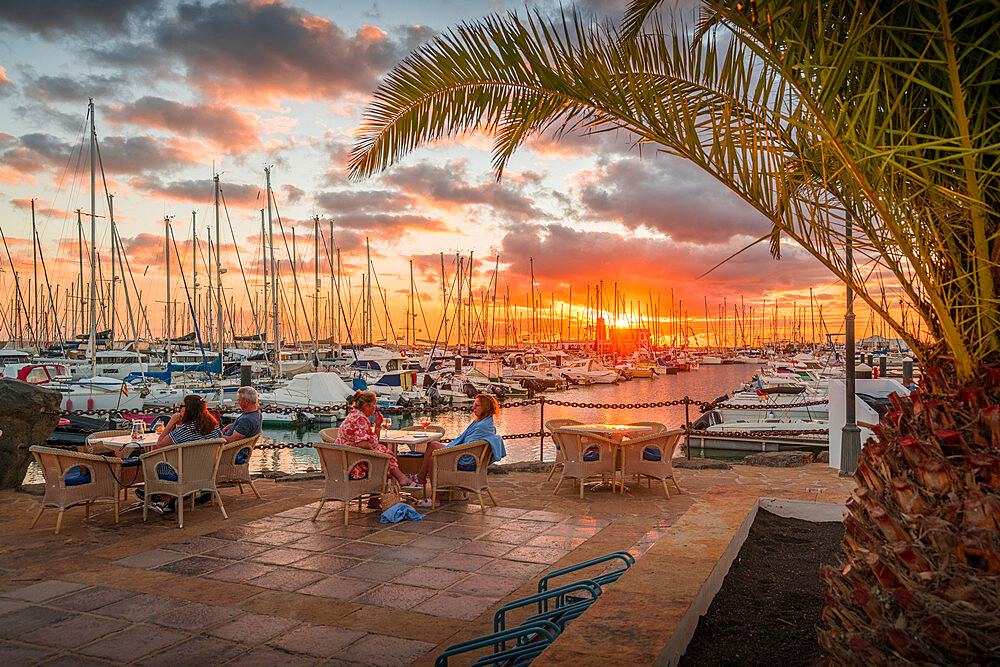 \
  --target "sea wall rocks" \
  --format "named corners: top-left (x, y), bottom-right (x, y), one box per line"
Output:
top-left (743, 451), bottom-right (814, 468)
top-left (0, 379), bottom-right (63, 489)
